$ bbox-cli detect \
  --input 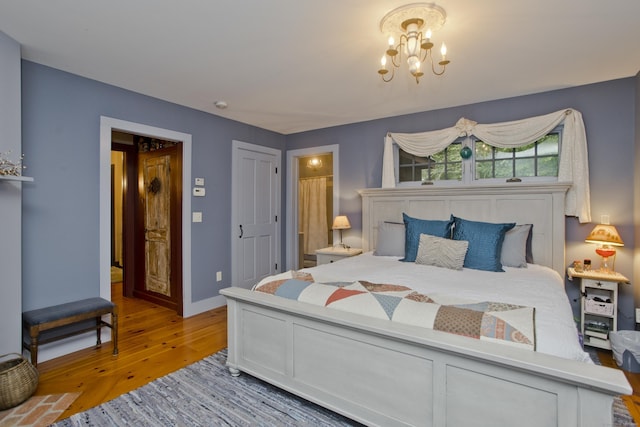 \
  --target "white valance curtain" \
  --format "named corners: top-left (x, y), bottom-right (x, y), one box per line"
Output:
top-left (382, 108), bottom-right (591, 223)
